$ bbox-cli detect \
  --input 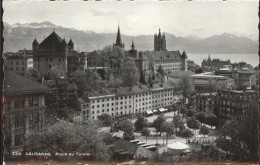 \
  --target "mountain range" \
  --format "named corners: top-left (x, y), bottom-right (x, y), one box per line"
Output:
top-left (3, 21), bottom-right (258, 54)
